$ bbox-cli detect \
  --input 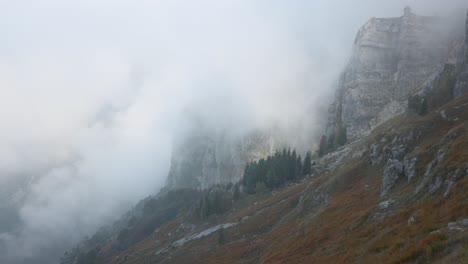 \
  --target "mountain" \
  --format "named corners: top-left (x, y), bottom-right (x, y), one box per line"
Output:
top-left (326, 7), bottom-right (463, 140)
top-left (61, 8), bottom-right (468, 264)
